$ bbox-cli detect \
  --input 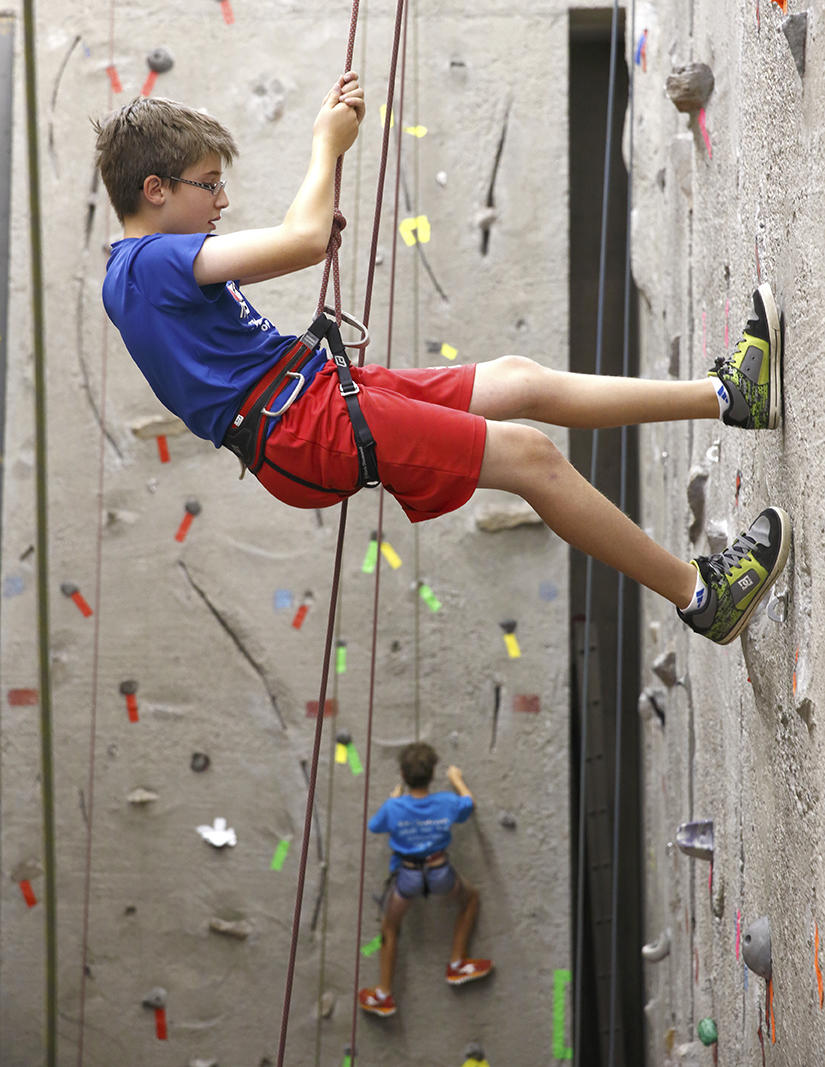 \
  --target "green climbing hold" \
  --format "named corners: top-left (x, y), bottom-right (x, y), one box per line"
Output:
top-left (697, 1017), bottom-right (718, 1046)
